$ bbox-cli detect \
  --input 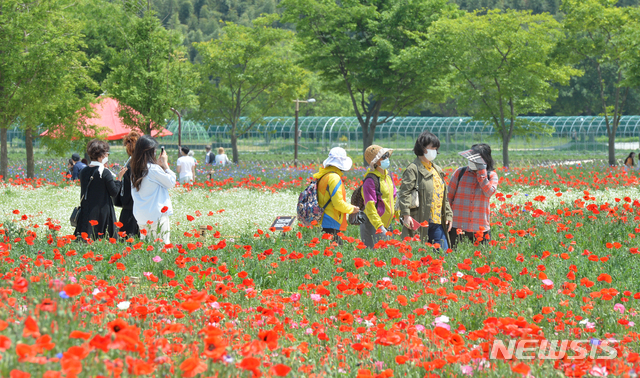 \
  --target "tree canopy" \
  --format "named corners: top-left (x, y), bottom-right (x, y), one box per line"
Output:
top-left (414, 9), bottom-right (579, 167)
